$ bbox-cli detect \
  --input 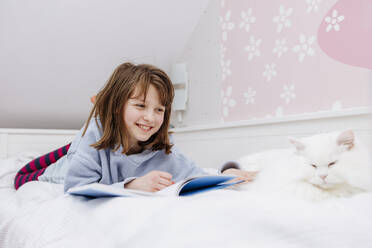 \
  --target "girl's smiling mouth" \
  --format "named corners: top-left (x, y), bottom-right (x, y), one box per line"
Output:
top-left (136, 123), bottom-right (152, 131)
